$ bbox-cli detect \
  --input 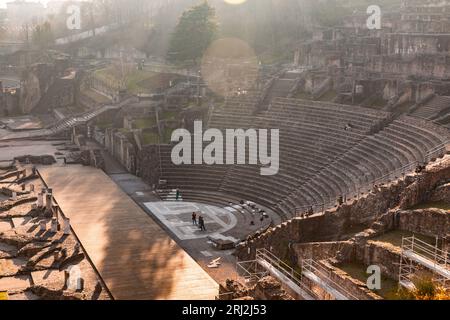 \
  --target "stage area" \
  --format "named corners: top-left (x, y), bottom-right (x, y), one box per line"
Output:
top-left (39, 165), bottom-right (219, 300)
top-left (144, 201), bottom-right (238, 241)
